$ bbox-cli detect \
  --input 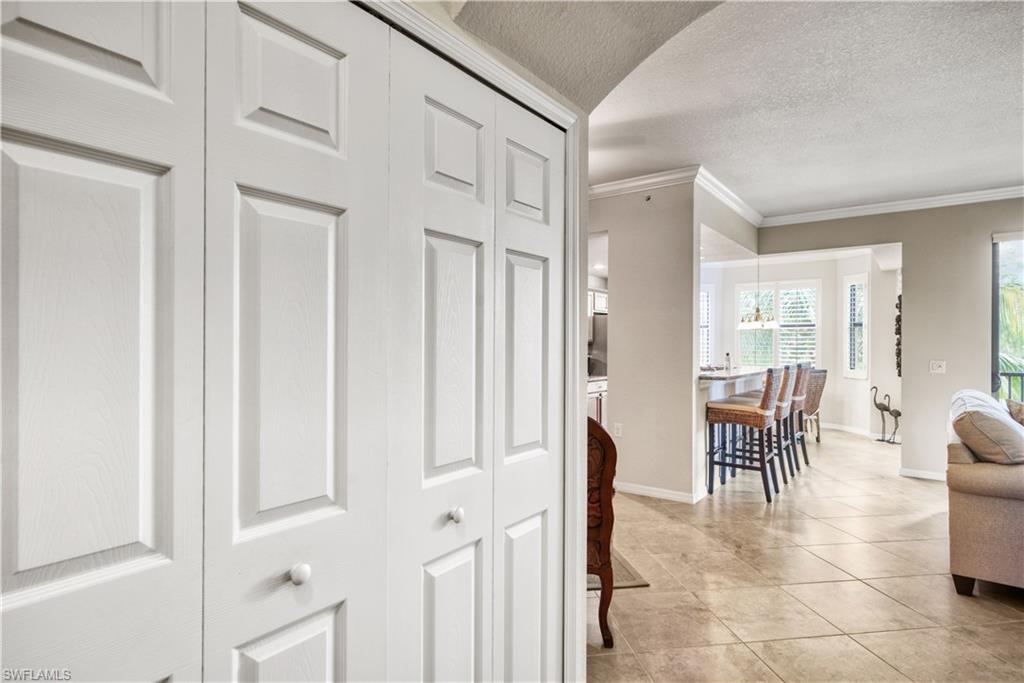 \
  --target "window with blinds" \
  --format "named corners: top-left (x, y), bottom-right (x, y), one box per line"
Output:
top-left (844, 273), bottom-right (868, 378)
top-left (779, 286), bottom-right (818, 364)
top-left (699, 289), bottom-right (712, 366)
top-left (737, 281), bottom-right (819, 367)
top-left (738, 288), bottom-right (775, 367)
